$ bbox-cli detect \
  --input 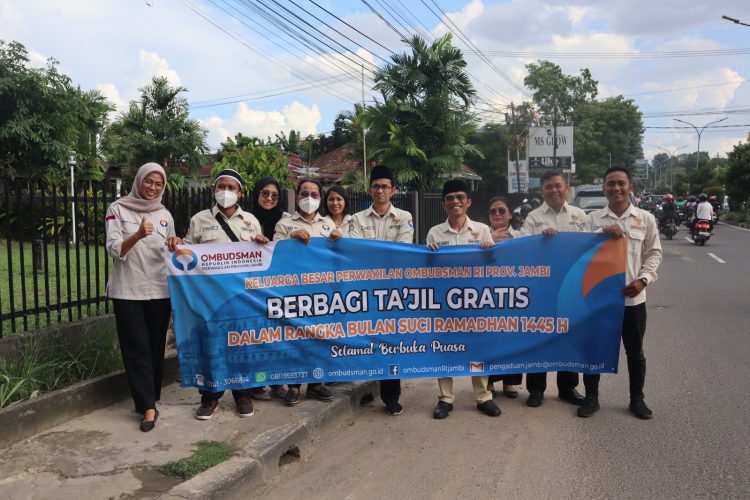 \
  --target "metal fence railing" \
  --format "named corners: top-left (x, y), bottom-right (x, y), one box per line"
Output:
top-left (1, 180), bottom-right (523, 337)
